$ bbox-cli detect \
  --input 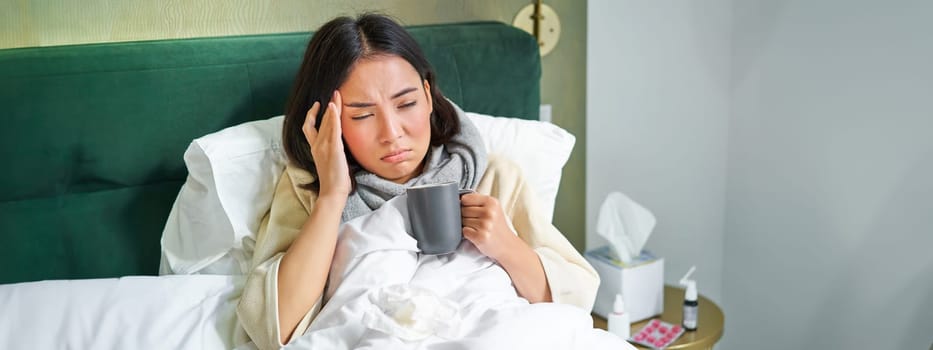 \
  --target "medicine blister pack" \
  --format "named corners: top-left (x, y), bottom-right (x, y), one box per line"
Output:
top-left (629, 319), bottom-right (685, 349)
